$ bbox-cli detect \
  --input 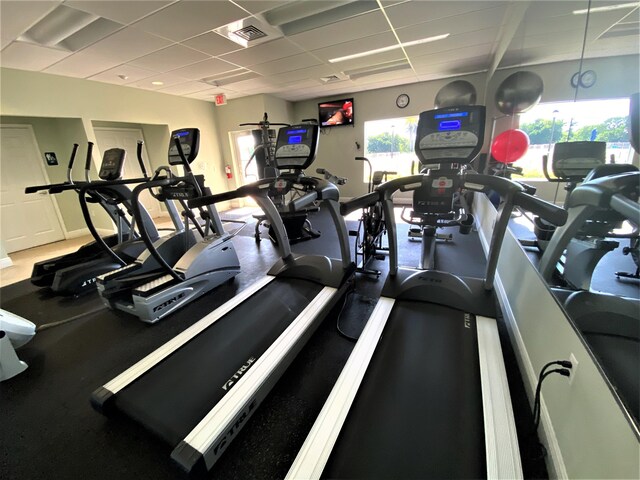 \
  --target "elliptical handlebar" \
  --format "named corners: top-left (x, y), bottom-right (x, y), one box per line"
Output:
top-left (188, 178), bottom-right (273, 209)
top-left (136, 141), bottom-right (149, 179)
top-left (514, 191), bottom-right (567, 226)
top-left (84, 142), bottom-right (94, 182)
top-left (610, 194), bottom-right (640, 223)
top-left (67, 143), bottom-right (79, 184)
top-left (340, 191), bottom-right (380, 216)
